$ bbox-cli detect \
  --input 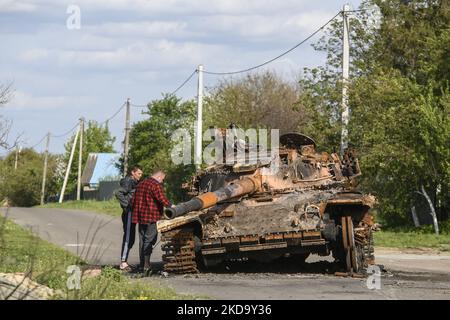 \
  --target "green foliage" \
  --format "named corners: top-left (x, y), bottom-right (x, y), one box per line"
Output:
top-left (0, 148), bottom-right (60, 206)
top-left (374, 228), bottom-right (450, 252)
top-left (381, 219), bottom-right (450, 235)
top-left (128, 94), bottom-right (196, 202)
top-left (0, 218), bottom-right (82, 290)
top-left (61, 120), bottom-right (116, 194)
top-left (370, 0), bottom-right (450, 88)
top-left (204, 71), bottom-right (306, 133)
top-left (349, 70), bottom-right (426, 225)
top-left (67, 266), bottom-right (196, 300)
